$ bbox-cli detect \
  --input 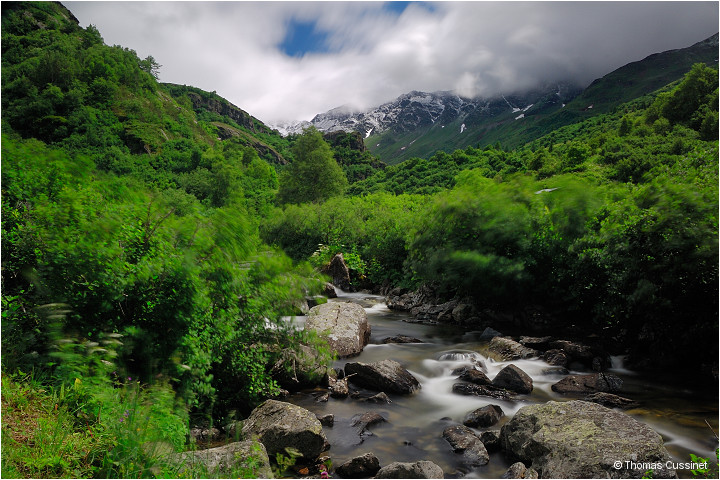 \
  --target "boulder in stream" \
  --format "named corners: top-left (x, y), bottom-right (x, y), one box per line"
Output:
top-left (451, 382), bottom-right (514, 400)
top-left (463, 404), bottom-right (504, 428)
top-left (442, 425), bottom-right (490, 466)
top-left (501, 462), bottom-right (539, 479)
top-left (241, 400), bottom-right (329, 461)
top-left (500, 400), bottom-right (676, 478)
top-left (322, 253), bottom-right (352, 291)
top-left (336, 452), bottom-right (381, 478)
top-left (492, 364), bottom-right (533, 394)
top-left (375, 460), bottom-right (444, 478)
top-left (305, 302), bottom-right (370, 358)
top-left (584, 392), bottom-right (641, 410)
top-left (487, 337), bottom-right (538, 361)
top-left (381, 335), bottom-right (423, 344)
top-left (551, 373), bottom-right (623, 394)
top-left (173, 440), bottom-right (272, 478)
top-left (458, 368), bottom-right (492, 386)
top-left (345, 359), bottom-right (421, 394)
